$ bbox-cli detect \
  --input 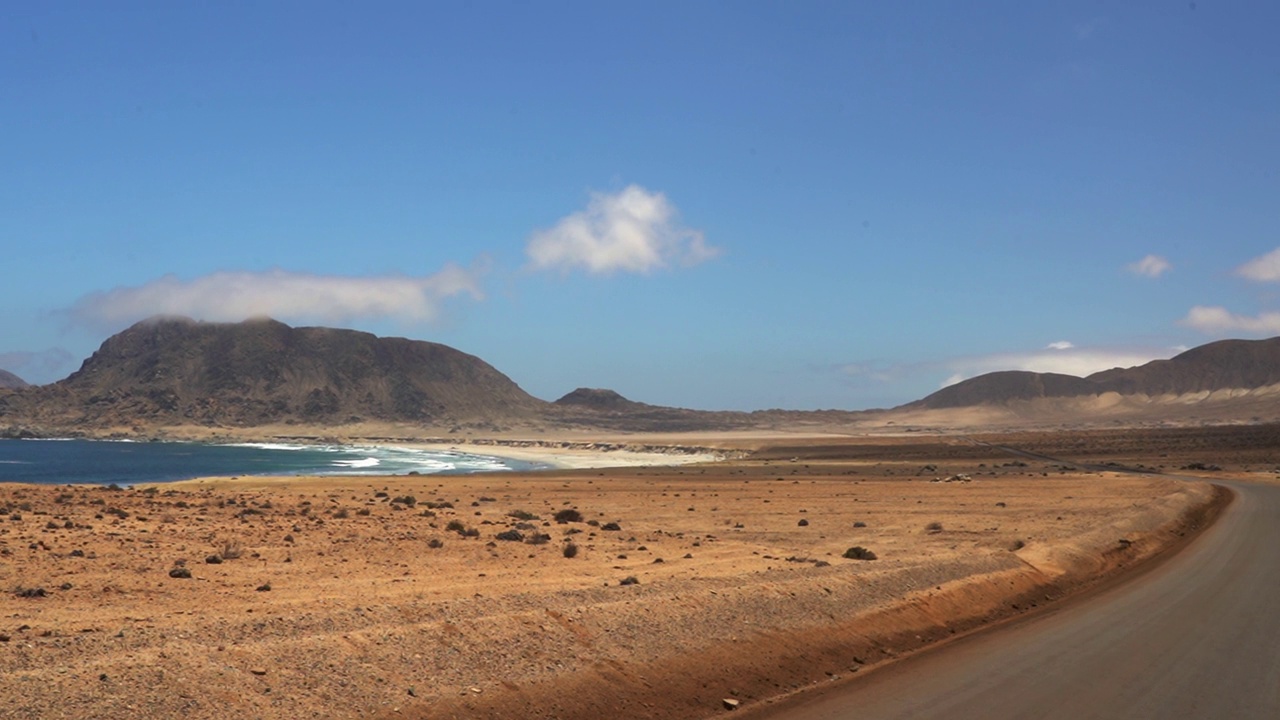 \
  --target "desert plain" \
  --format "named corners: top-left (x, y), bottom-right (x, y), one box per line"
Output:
top-left (2, 424), bottom-right (1269, 720)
